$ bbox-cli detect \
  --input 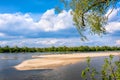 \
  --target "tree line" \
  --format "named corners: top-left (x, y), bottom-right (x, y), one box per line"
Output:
top-left (0, 46), bottom-right (120, 53)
